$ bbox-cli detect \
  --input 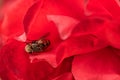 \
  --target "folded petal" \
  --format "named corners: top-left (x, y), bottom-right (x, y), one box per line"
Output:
top-left (99, 0), bottom-right (120, 18)
top-left (72, 16), bottom-right (107, 34)
top-left (86, 0), bottom-right (112, 18)
top-left (24, 0), bottom-right (61, 47)
top-left (0, 0), bottom-right (33, 38)
top-left (29, 51), bottom-right (57, 68)
top-left (28, 60), bottom-right (54, 80)
top-left (0, 39), bottom-right (73, 79)
top-left (56, 34), bottom-right (108, 64)
top-left (42, 0), bottom-right (85, 19)
top-left (48, 57), bottom-right (73, 79)
top-left (0, 39), bottom-right (30, 80)
top-left (52, 72), bottom-right (75, 80)
top-left (24, 0), bottom-right (85, 41)
top-left (72, 47), bottom-right (120, 80)
top-left (105, 20), bottom-right (120, 49)
top-left (47, 15), bottom-right (79, 40)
